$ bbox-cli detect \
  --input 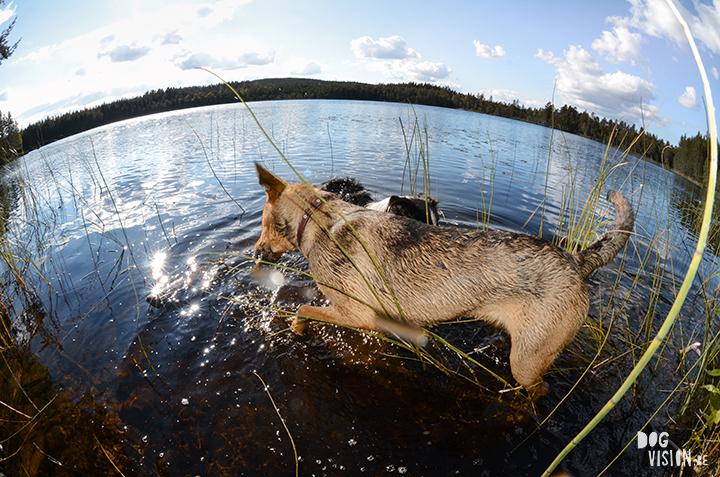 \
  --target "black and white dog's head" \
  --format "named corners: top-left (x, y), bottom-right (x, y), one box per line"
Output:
top-left (366, 194), bottom-right (439, 225)
top-left (320, 177), bottom-right (439, 226)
